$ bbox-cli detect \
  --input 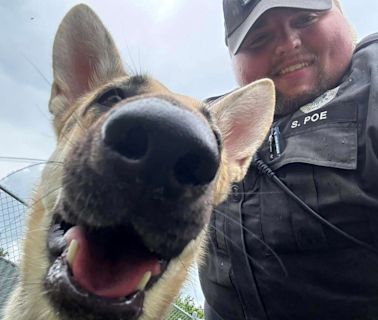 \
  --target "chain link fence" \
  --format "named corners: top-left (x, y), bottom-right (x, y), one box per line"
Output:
top-left (0, 185), bottom-right (26, 263)
top-left (0, 185), bottom-right (26, 317)
top-left (0, 183), bottom-right (200, 319)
